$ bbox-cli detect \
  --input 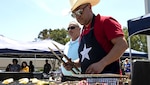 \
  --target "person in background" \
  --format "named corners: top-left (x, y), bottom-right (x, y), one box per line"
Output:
top-left (29, 61), bottom-right (34, 72)
top-left (43, 59), bottom-right (51, 74)
top-left (61, 21), bottom-right (81, 82)
top-left (120, 60), bottom-right (125, 75)
top-left (124, 58), bottom-right (131, 78)
top-left (5, 64), bottom-right (12, 71)
top-left (20, 61), bottom-right (29, 72)
top-left (8, 59), bottom-right (21, 72)
top-left (64, 0), bottom-right (128, 74)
